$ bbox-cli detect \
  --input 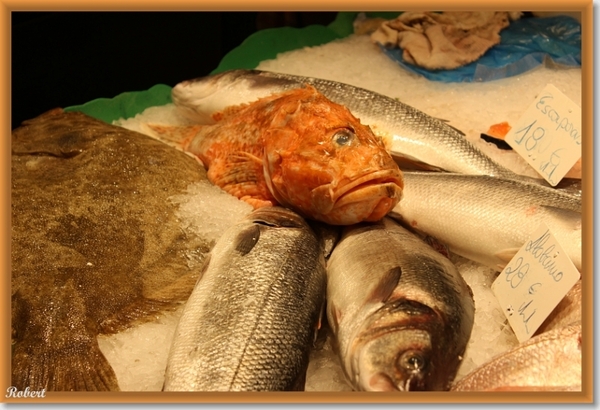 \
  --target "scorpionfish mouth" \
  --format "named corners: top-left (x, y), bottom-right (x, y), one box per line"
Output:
top-left (310, 169), bottom-right (404, 225)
